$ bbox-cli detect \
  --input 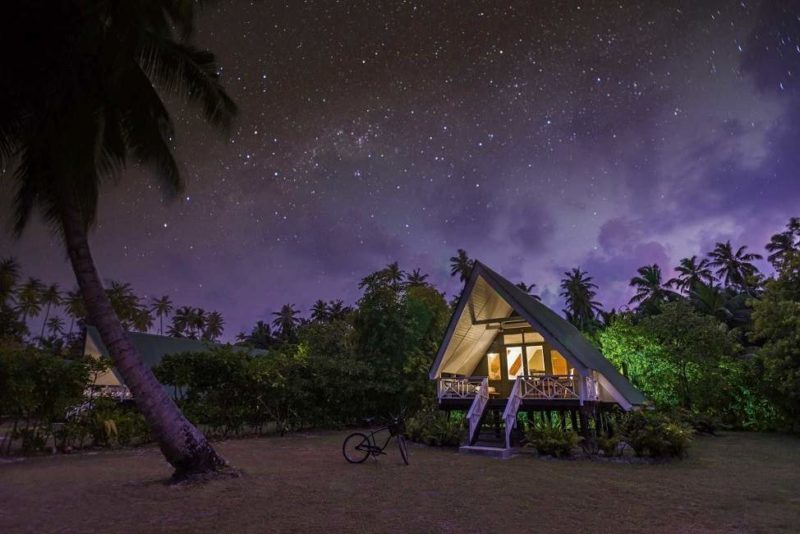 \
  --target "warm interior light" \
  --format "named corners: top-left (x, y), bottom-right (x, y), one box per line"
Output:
top-left (487, 353), bottom-right (501, 380)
